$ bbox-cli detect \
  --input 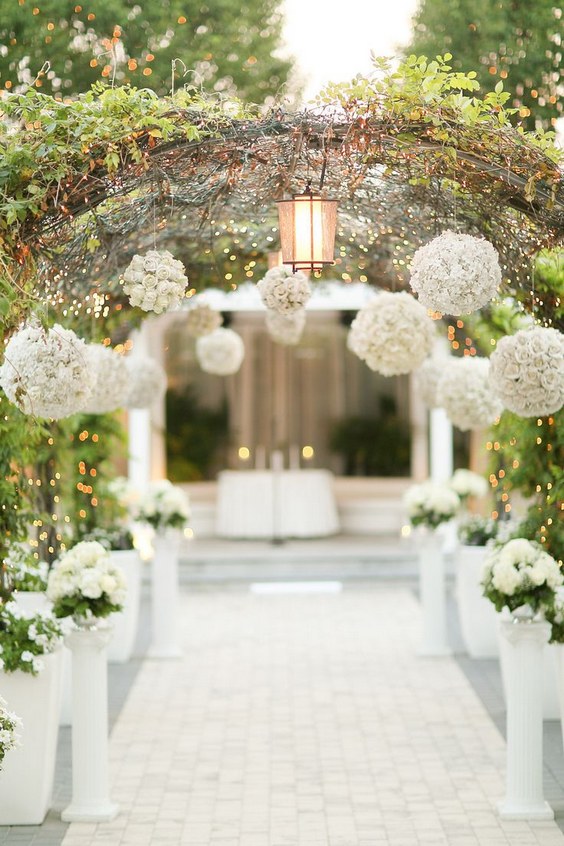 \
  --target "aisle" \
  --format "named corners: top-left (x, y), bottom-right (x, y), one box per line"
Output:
top-left (62, 585), bottom-right (564, 846)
